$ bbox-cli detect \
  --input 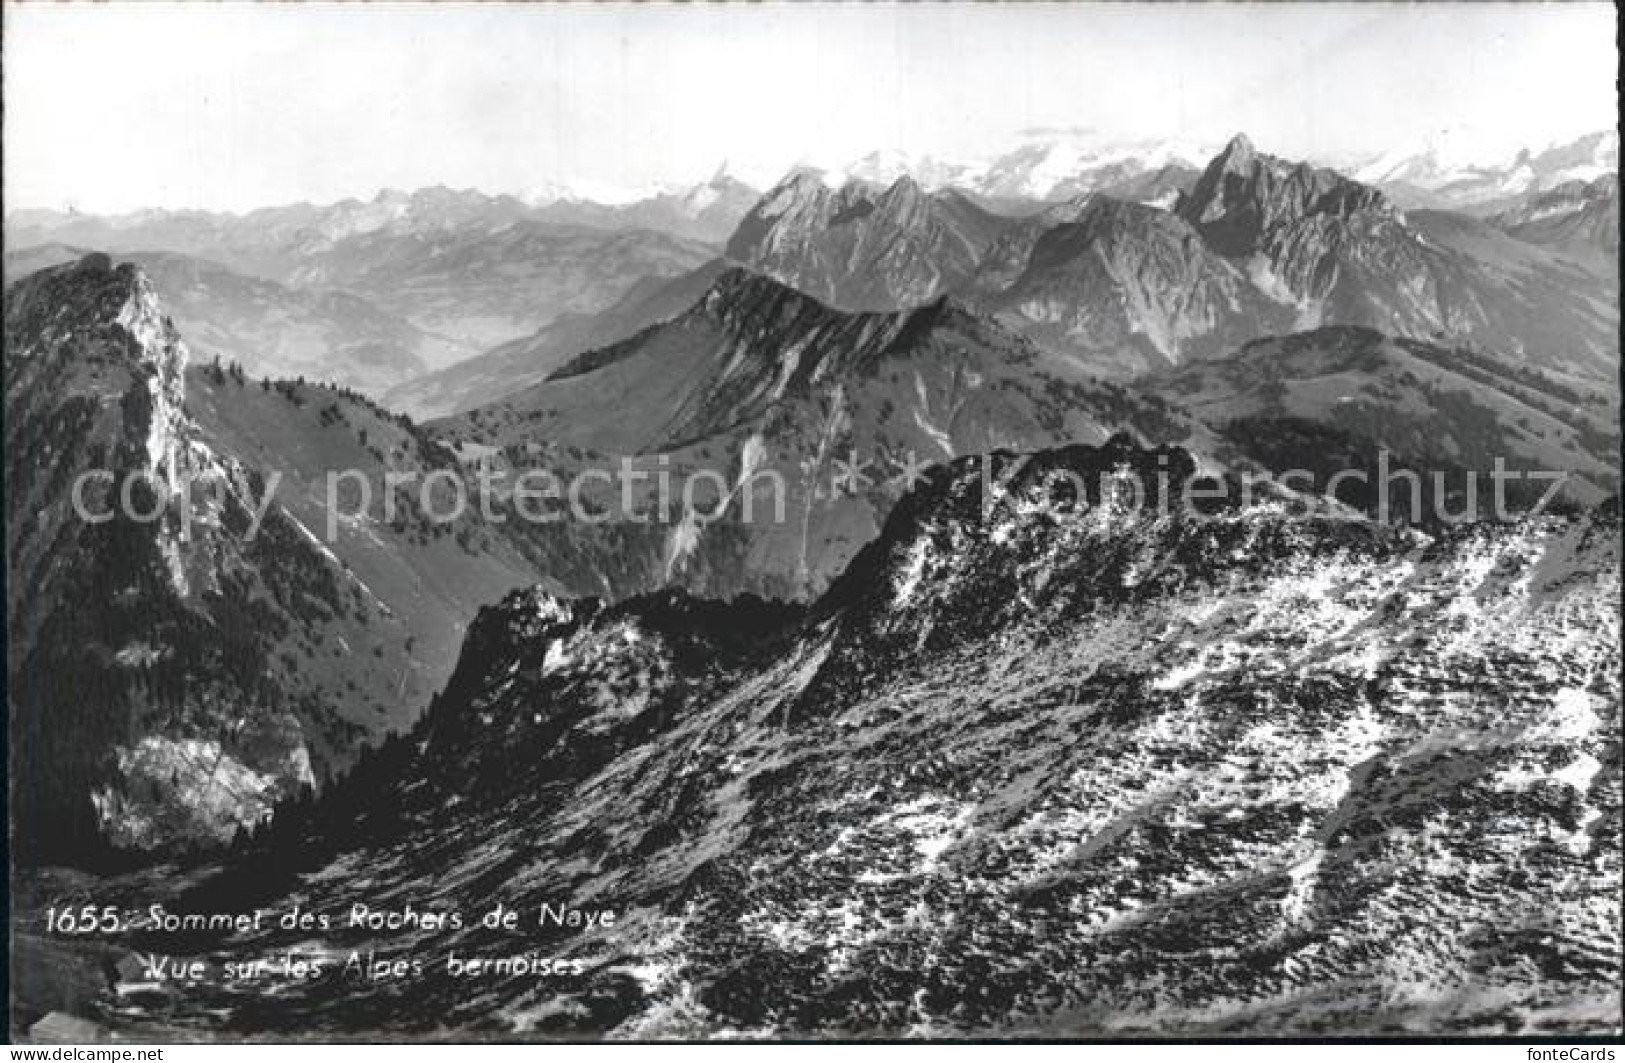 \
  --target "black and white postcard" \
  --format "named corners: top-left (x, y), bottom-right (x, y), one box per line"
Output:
top-left (4, 0), bottom-right (1621, 1046)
